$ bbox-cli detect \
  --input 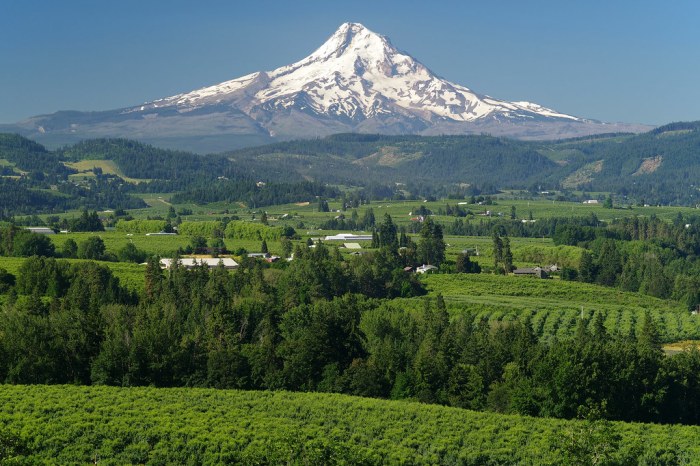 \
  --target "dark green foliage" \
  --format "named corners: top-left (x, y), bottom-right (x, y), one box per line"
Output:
top-left (117, 242), bottom-right (147, 263)
top-left (11, 231), bottom-right (55, 257)
top-left (77, 236), bottom-right (106, 260)
top-left (60, 138), bottom-right (233, 180)
top-left (0, 133), bottom-right (72, 176)
top-left (579, 250), bottom-right (595, 283)
top-left (1, 260), bottom-right (134, 384)
top-left (0, 178), bottom-right (78, 216)
top-left (68, 209), bottom-right (104, 232)
top-left (0, 424), bottom-right (28, 463)
top-left (171, 180), bottom-right (340, 208)
top-left (492, 231), bottom-right (513, 274)
top-left (455, 253), bottom-right (481, 274)
top-left (376, 213), bottom-right (399, 249)
top-left (0, 268), bottom-right (14, 293)
top-left (15, 256), bottom-right (69, 297)
top-left (61, 238), bottom-right (78, 258)
top-left (0, 225), bottom-right (55, 257)
top-left (416, 217), bottom-right (445, 266)
top-left (560, 266), bottom-right (578, 281)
